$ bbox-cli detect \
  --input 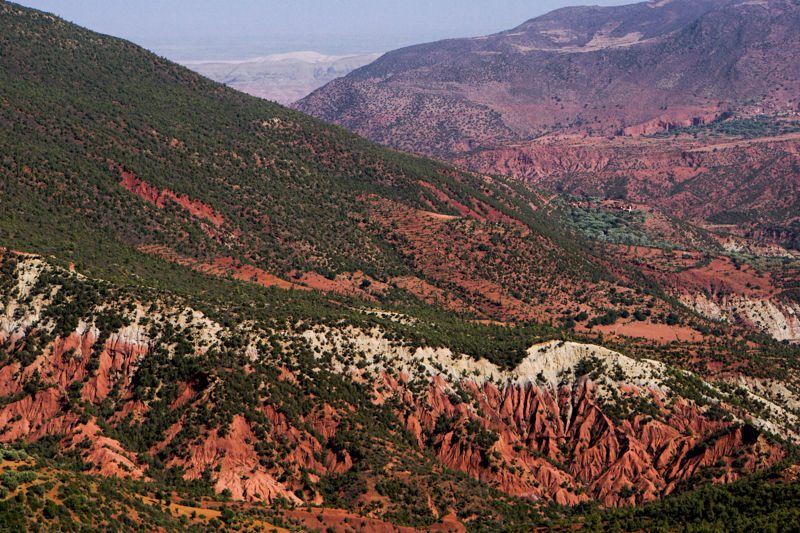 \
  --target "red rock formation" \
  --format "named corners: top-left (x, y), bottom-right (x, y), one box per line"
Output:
top-left (65, 421), bottom-right (146, 478)
top-left (117, 165), bottom-right (225, 227)
top-left (0, 257), bottom-right (787, 512)
top-left (176, 415), bottom-right (302, 503)
top-left (380, 374), bottom-right (782, 506)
